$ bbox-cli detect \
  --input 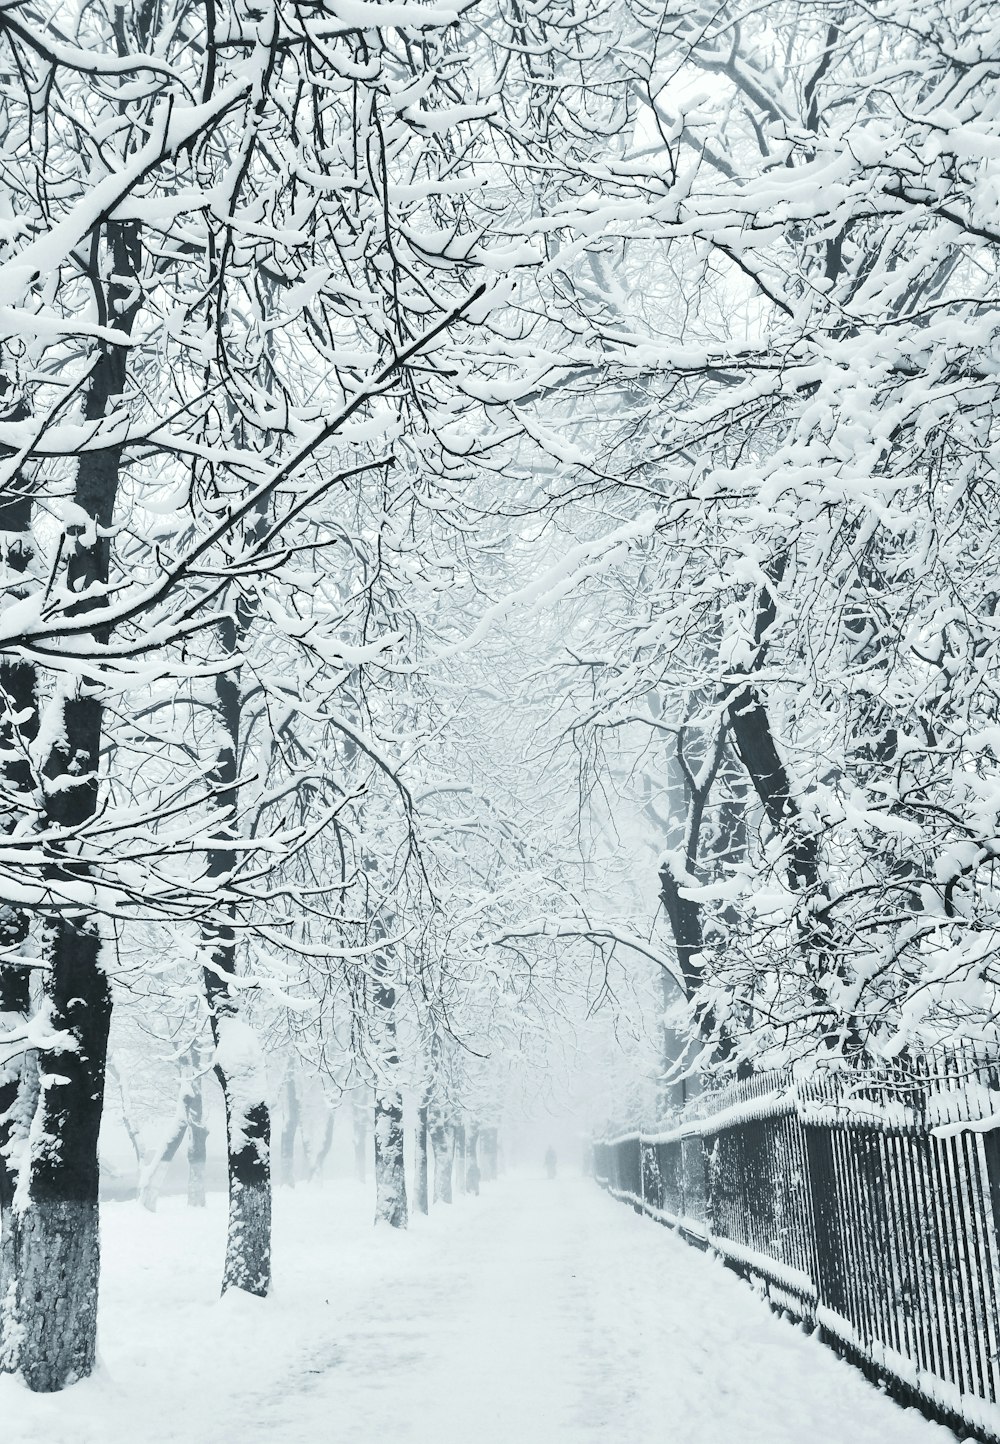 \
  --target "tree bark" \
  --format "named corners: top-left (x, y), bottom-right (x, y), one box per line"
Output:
top-left (656, 719), bottom-right (740, 1088)
top-left (218, 1083), bottom-right (270, 1294)
top-left (280, 1062), bottom-right (299, 1188)
top-left (658, 862), bottom-right (705, 1000)
top-left (414, 1103), bottom-right (429, 1215)
top-left (729, 690), bottom-right (823, 896)
top-left (0, 1013), bottom-right (29, 1354)
top-left (479, 1127), bottom-right (498, 1183)
top-left (139, 1115), bottom-right (187, 1212)
top-left (353, 1089), bottom-right (368, 1183)
top-left (373, 967), bottom-right (407, 1229)
top-left (430, 1118), bottom-right (454, 1204)
top-left (0, 1048), bottom-right (36, 1369)
top-left (187, 1122), bottom-right (208, 1208)
top-left (184, 1046), bottom-right (208, 1208)
top-left (107, 1058), bottom-right (143, 1171)
top-left (465, 1122), bottom-right (480, 1191)
top-left (204, 590), bottom-right (272, 1295)
top-left (11, 219), bottom-right (140, 1390)
top-left (305, 1108), bottom-right (334, 1183)
top-left (205, 971), bottom-right (271, 1294)
top-left (728, 580), bottom-right (825, 913)
top-left (0, 412), bottom-right (40, 1364)
top-left (454, 1122), bottom-right (466, 1195)
top-left (14, 916), bottom-right (111, 1391)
